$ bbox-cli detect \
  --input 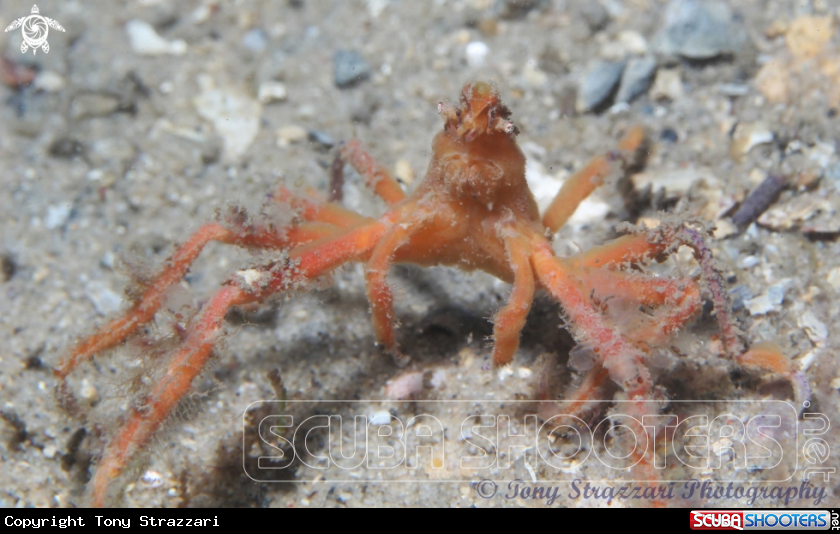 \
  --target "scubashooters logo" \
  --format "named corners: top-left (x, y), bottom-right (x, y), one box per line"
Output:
top-left (690, 510), bottom-right (831, 530)
top-left (4, 5), bottom-right (65, 54)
